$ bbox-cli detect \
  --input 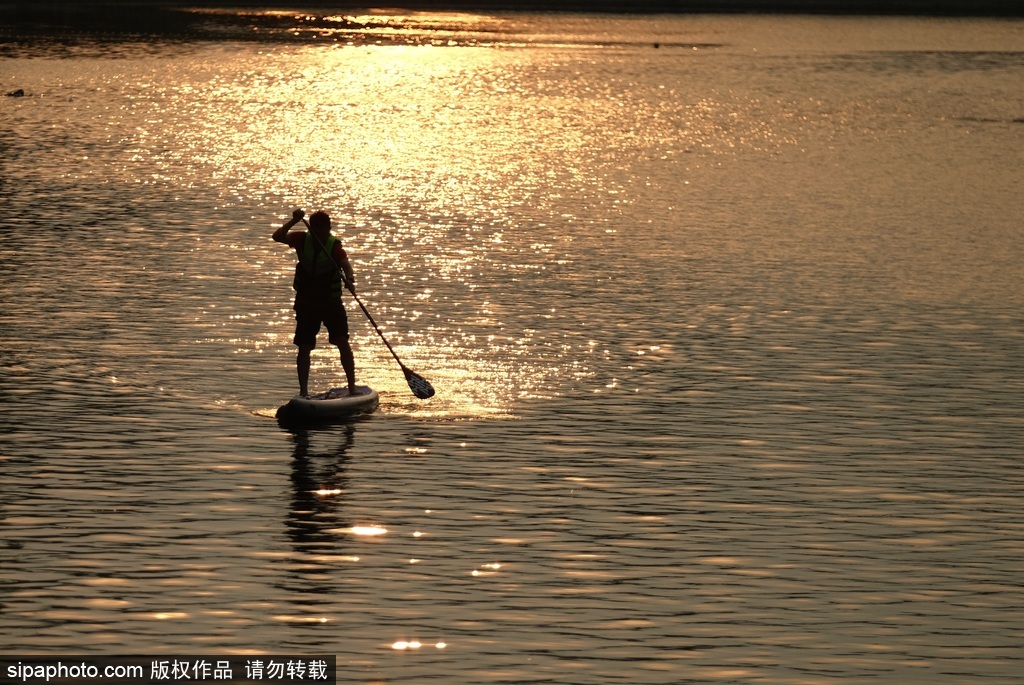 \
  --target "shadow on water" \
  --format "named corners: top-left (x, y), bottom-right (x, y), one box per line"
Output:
top-left (271, 424), bottom-right (360, 642)
top-left (261, 424), bottom-right (361, 644)
top-left (284, 425), bottom-right (354, 557)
